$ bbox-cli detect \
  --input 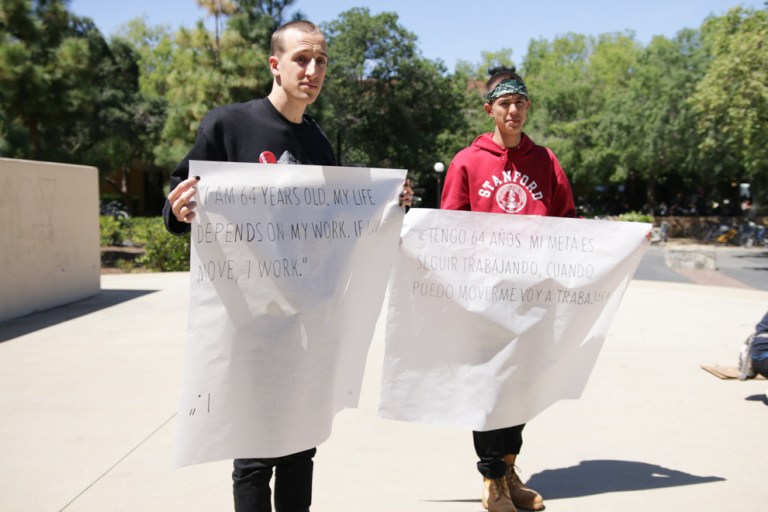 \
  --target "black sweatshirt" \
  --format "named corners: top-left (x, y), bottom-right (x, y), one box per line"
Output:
top-left (163, 98), bottom-right (336, 235)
